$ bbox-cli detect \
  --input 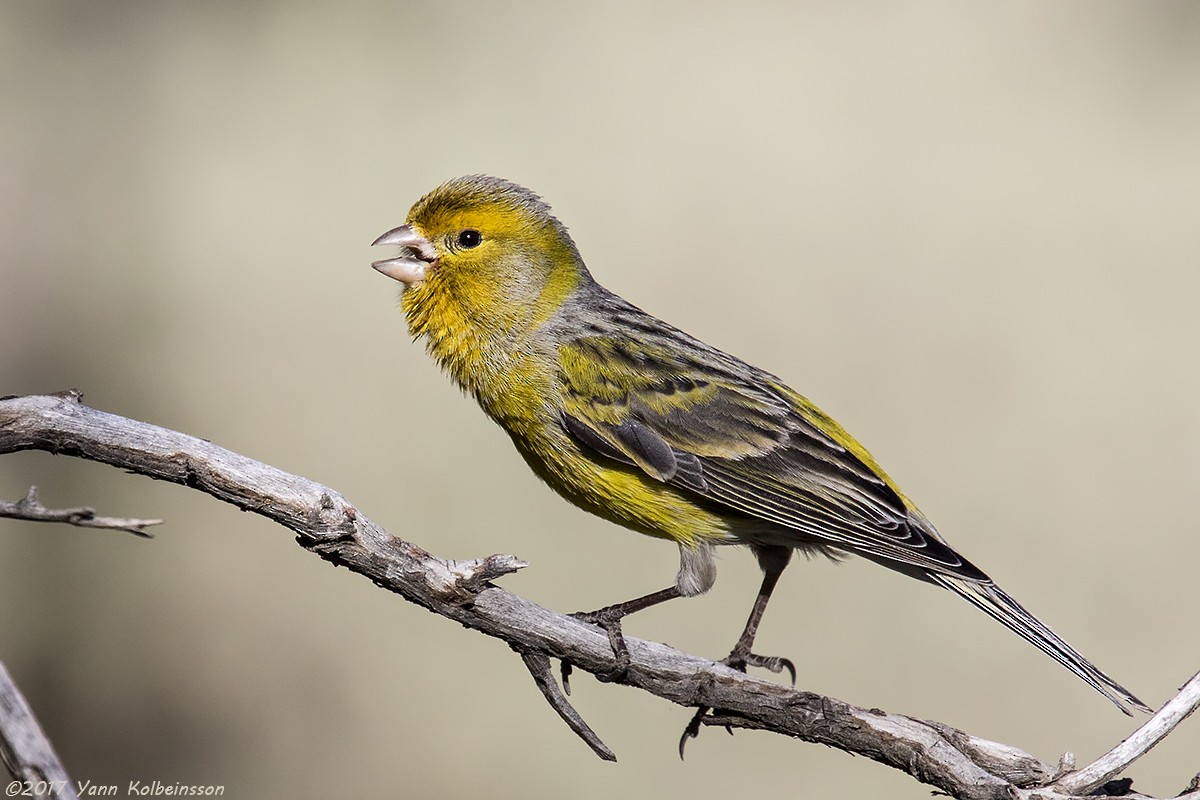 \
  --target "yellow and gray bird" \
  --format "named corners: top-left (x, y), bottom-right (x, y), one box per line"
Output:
top-left (371, 174), bottom-right (1148, 715)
